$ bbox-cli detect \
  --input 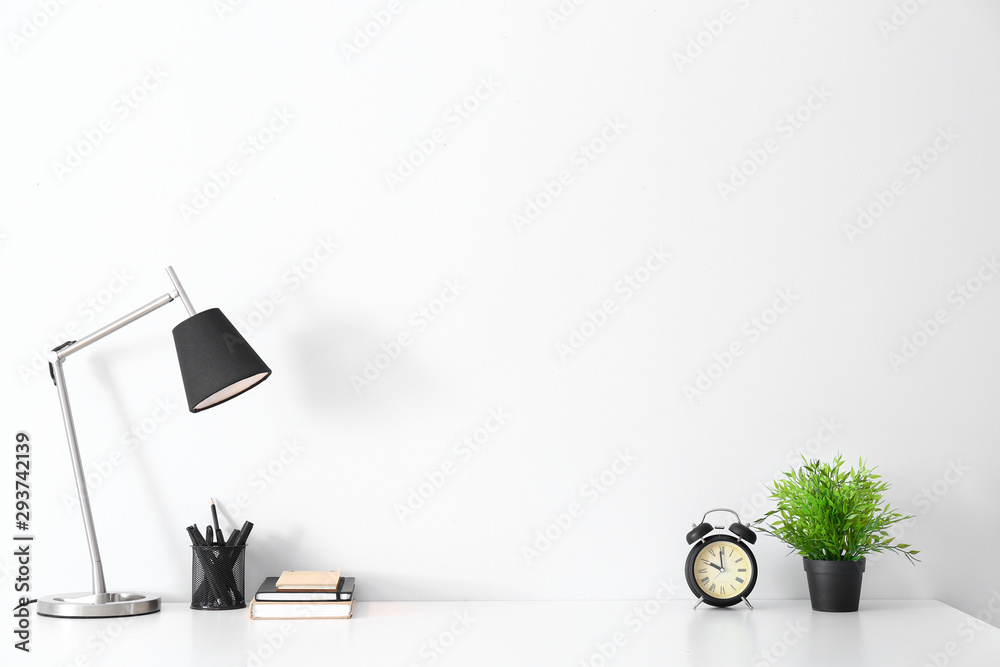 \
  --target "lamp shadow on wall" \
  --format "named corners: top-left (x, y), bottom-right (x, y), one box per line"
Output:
top-left (284, 318), bottom-right (436, 414)
top-left (215, 501), bottom-right (311, 602)
top-left (85, 347), bottom-right (185, 580)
